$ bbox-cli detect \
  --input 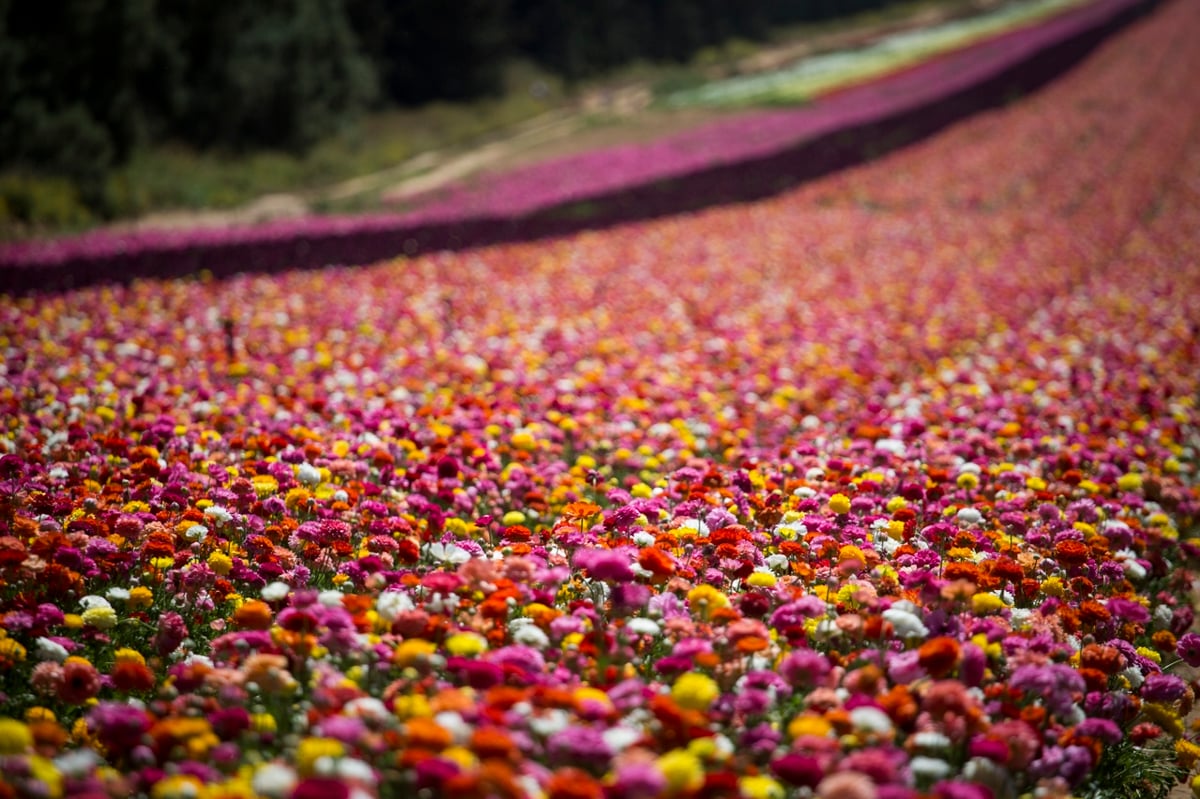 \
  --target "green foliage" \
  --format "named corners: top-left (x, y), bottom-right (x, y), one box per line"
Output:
top-left (1080, 739), bottom-right (1188, 799)
top-left (0, 173), bottom-right (94, 236)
